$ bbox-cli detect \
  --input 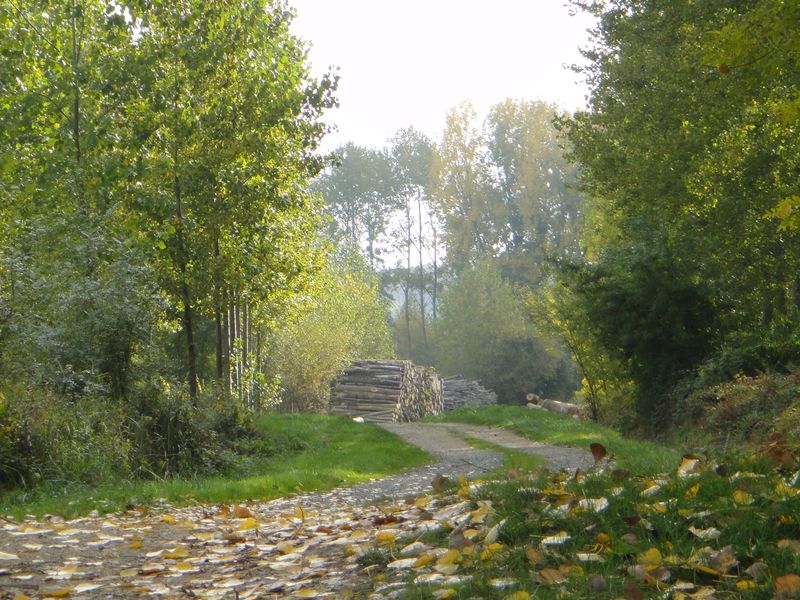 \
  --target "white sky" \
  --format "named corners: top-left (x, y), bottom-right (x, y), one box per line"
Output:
top-left (289, 0), bottom-right (595, 152)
